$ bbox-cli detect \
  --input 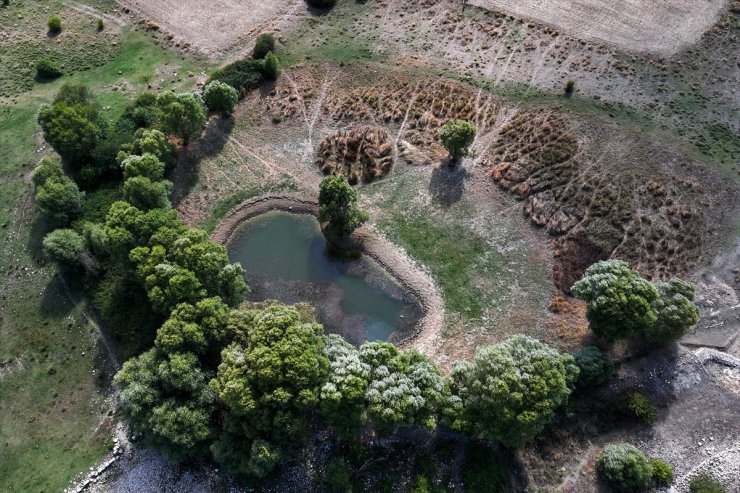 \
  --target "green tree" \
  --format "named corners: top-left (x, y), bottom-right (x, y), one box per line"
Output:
top-left (359, 341), bottom-right (450, 432)
top-left (36, 59), bottom-right (63, 80)
top-left (42, 229), bottom-right (85, 266)
top-left (104, 201), bottom-right (184, 259)
top-left (597, 443), bottom-right (653, 493)
top-left (38, 102), bottom-right (102, 163)
top-left (154, 297), bottom-right (231, 357)
top-left (135, 128), bottom-right (175, 167)
top-left (203, 81), bottom-right (239, 116)
top-left (121, 153), bottom-right (166, 180)
top-left (156, 92), bottom-right (208, 145)
top-left (573, 346), bottom-right (614, 387)
top-left (34, 172), bottom-right (84, 224)
top-left (647, 278), bottom-right (700, 342)
top-left (320, 335), bottom-right (371, 436)
top-left (114, 348), bottom-right (216, 459)
top-left (571, 260), bottom-right (658, 341)
top-left (123, 176), bottom-right (173, 211)
top-left (253, 33), bottom-right (275, 59)
top-left (649, 458), bottom-right (673, 487)
top-left (263, 52), bottom-right (279, 81)
top-left (31, 157), bottom-right (64, 187)
top-left (318, 175), bottom-right (369, 237)
top-left (451, 335), bottom-right (578, 448)
top-left (439, 119), bottom-right (476, 161)
top-left (210, 304), bottom-right (329, 476)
